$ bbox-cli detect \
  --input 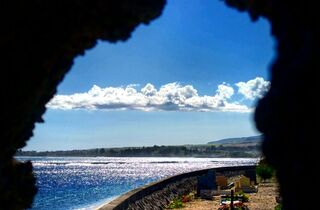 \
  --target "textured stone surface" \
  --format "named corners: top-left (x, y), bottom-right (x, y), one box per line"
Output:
top-left (0, 0), bottom-right (165, 209)
top-left (226, 1), bottom-right (318, 209)
top-left (127, 178), bottom-right (196, 210)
